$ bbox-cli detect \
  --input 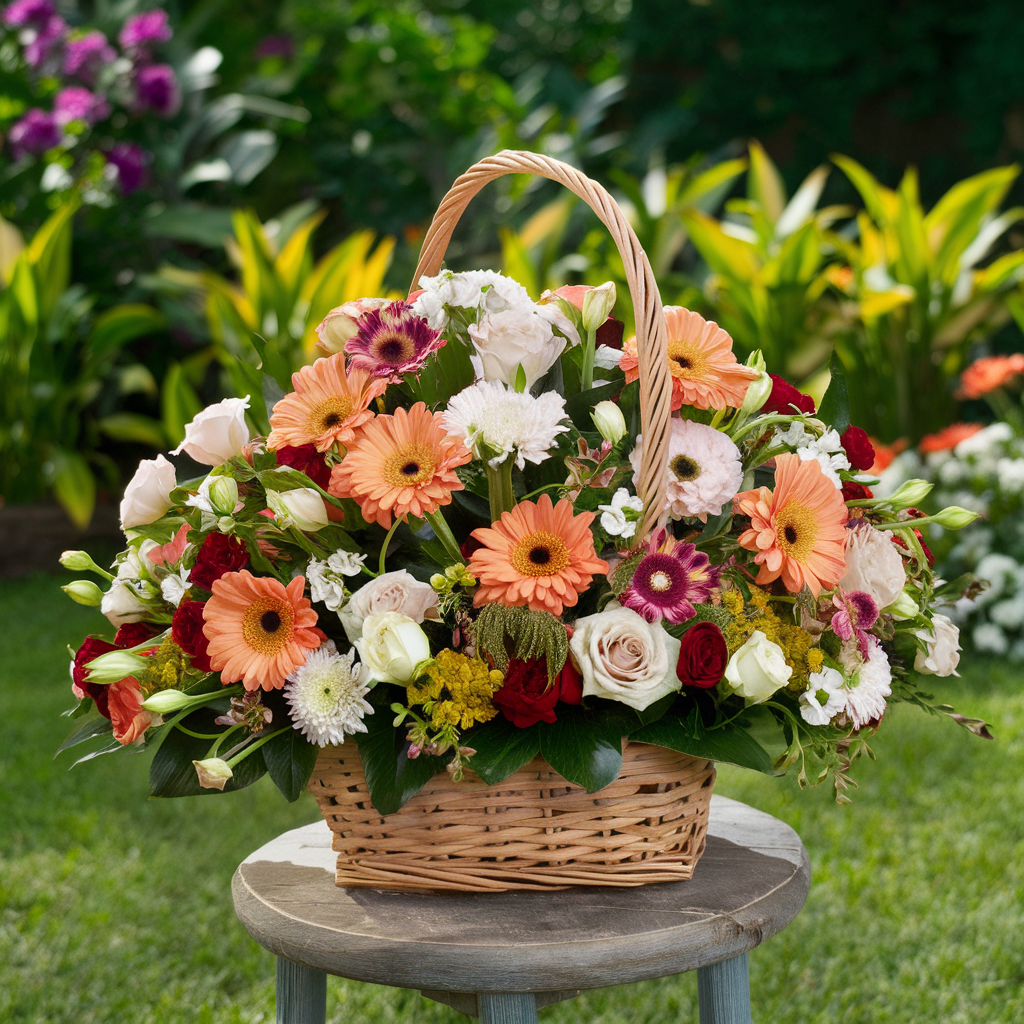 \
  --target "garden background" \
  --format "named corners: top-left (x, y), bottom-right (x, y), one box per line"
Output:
top-left (3, 1), bottom-right (1024, 1021)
